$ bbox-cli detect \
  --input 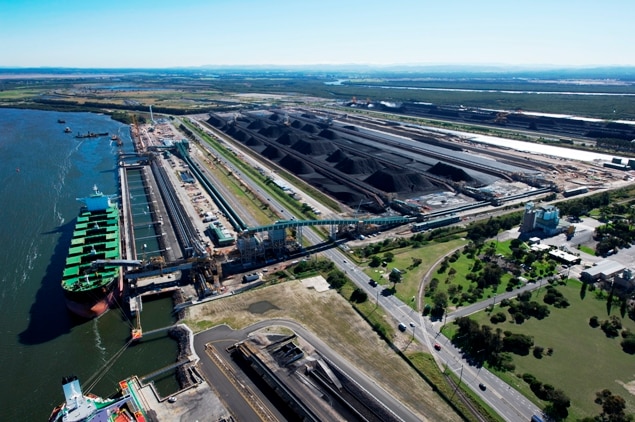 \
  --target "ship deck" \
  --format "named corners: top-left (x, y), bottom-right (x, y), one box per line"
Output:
top-left (61, 206), bottom-right (121, 292)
